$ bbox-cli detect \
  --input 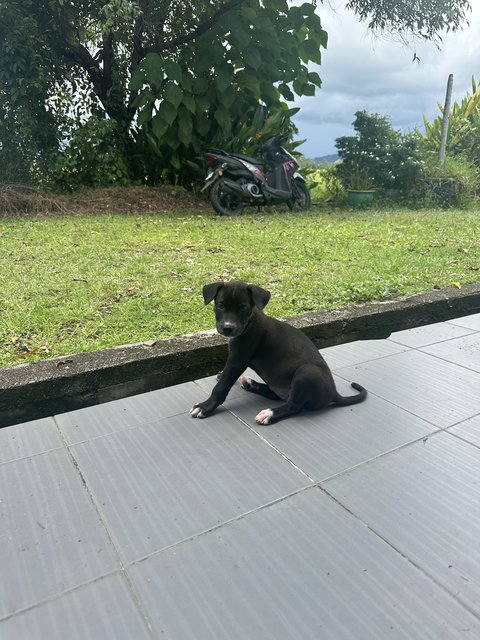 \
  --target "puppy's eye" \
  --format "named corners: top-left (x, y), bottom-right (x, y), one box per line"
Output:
top-left (241, 304), bottom-right (249, 312)
top-left (217, 302), bottom-right (225, 310)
